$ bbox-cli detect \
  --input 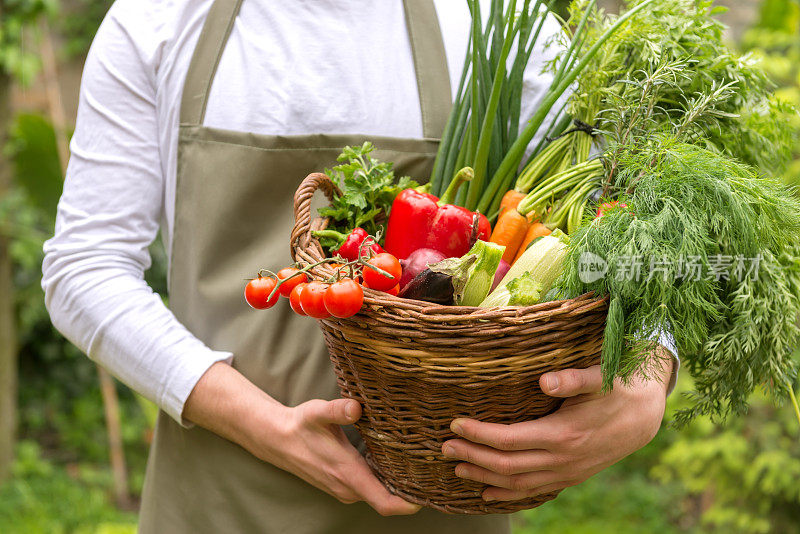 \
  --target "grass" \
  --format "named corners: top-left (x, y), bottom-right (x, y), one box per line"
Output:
top-left (0, 441), bottom-right (137, 534)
